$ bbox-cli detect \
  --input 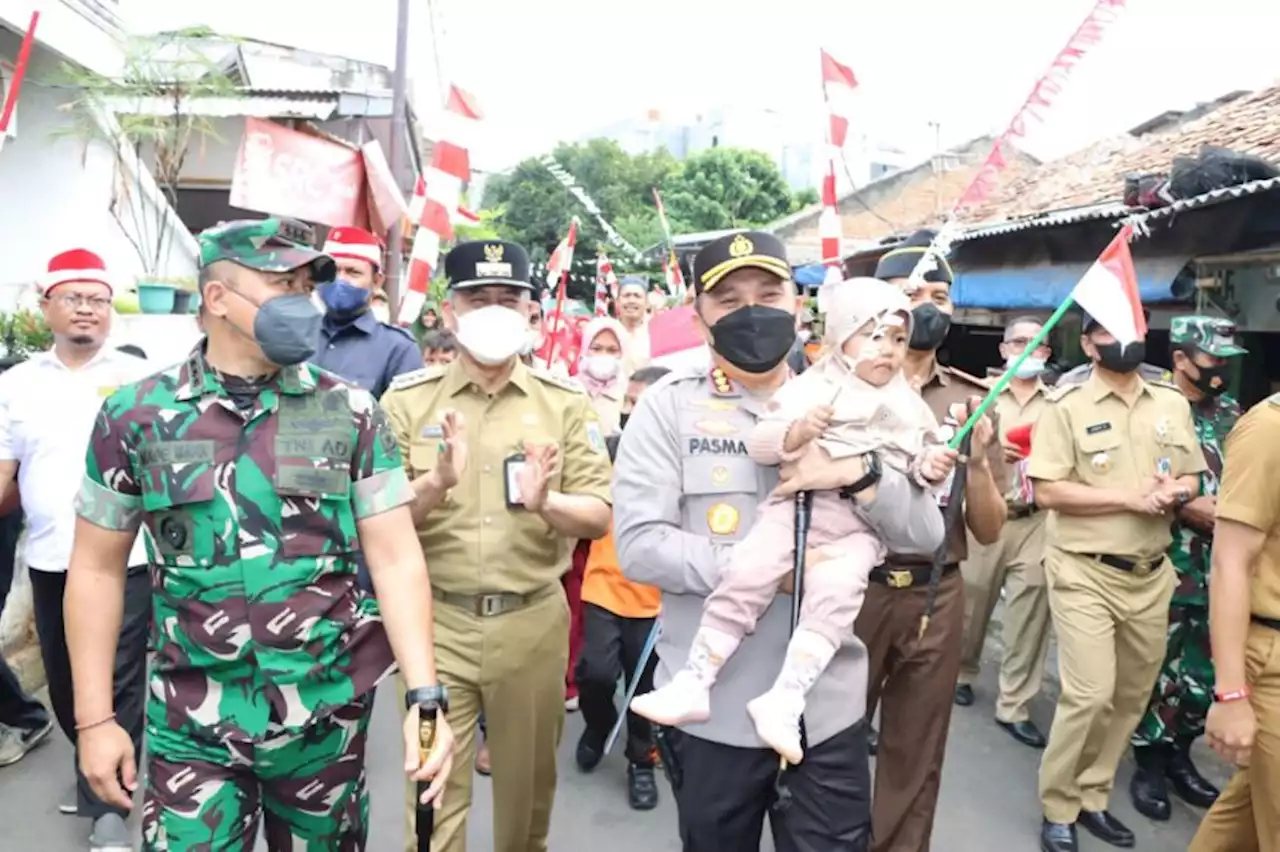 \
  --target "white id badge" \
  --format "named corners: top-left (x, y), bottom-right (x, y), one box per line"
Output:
top-left (936, 469), bottom-right (956, 507)
top-left (504, 454), bottom-right (527, 508)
